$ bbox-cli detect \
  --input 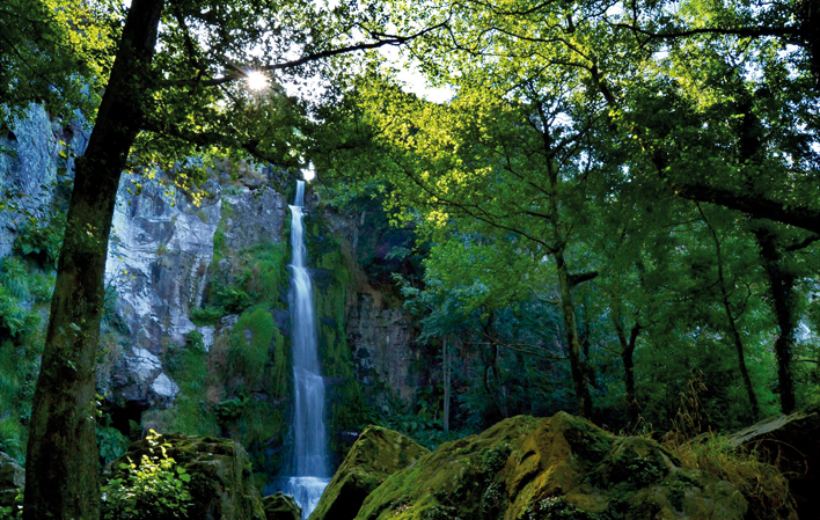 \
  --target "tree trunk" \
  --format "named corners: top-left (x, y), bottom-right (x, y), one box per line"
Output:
top-left (23, 1), bottom-right (163, 518)
top-left (799, 0), bottom-right (820, 90)
top-left (536, 110), bottom-right (592, 418)
top-left (698, 206), bottom-right (760, 419)
top-left (753, 225), bottom-right (797, 413)
top-left (580, 300), bottom-right (598, 388)
top-left (442, 337), bottom-right (450, 434)
top-left (555, 250), bottom-right (593, 418)
top-left (613, 311), bottom-right (641, 427)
